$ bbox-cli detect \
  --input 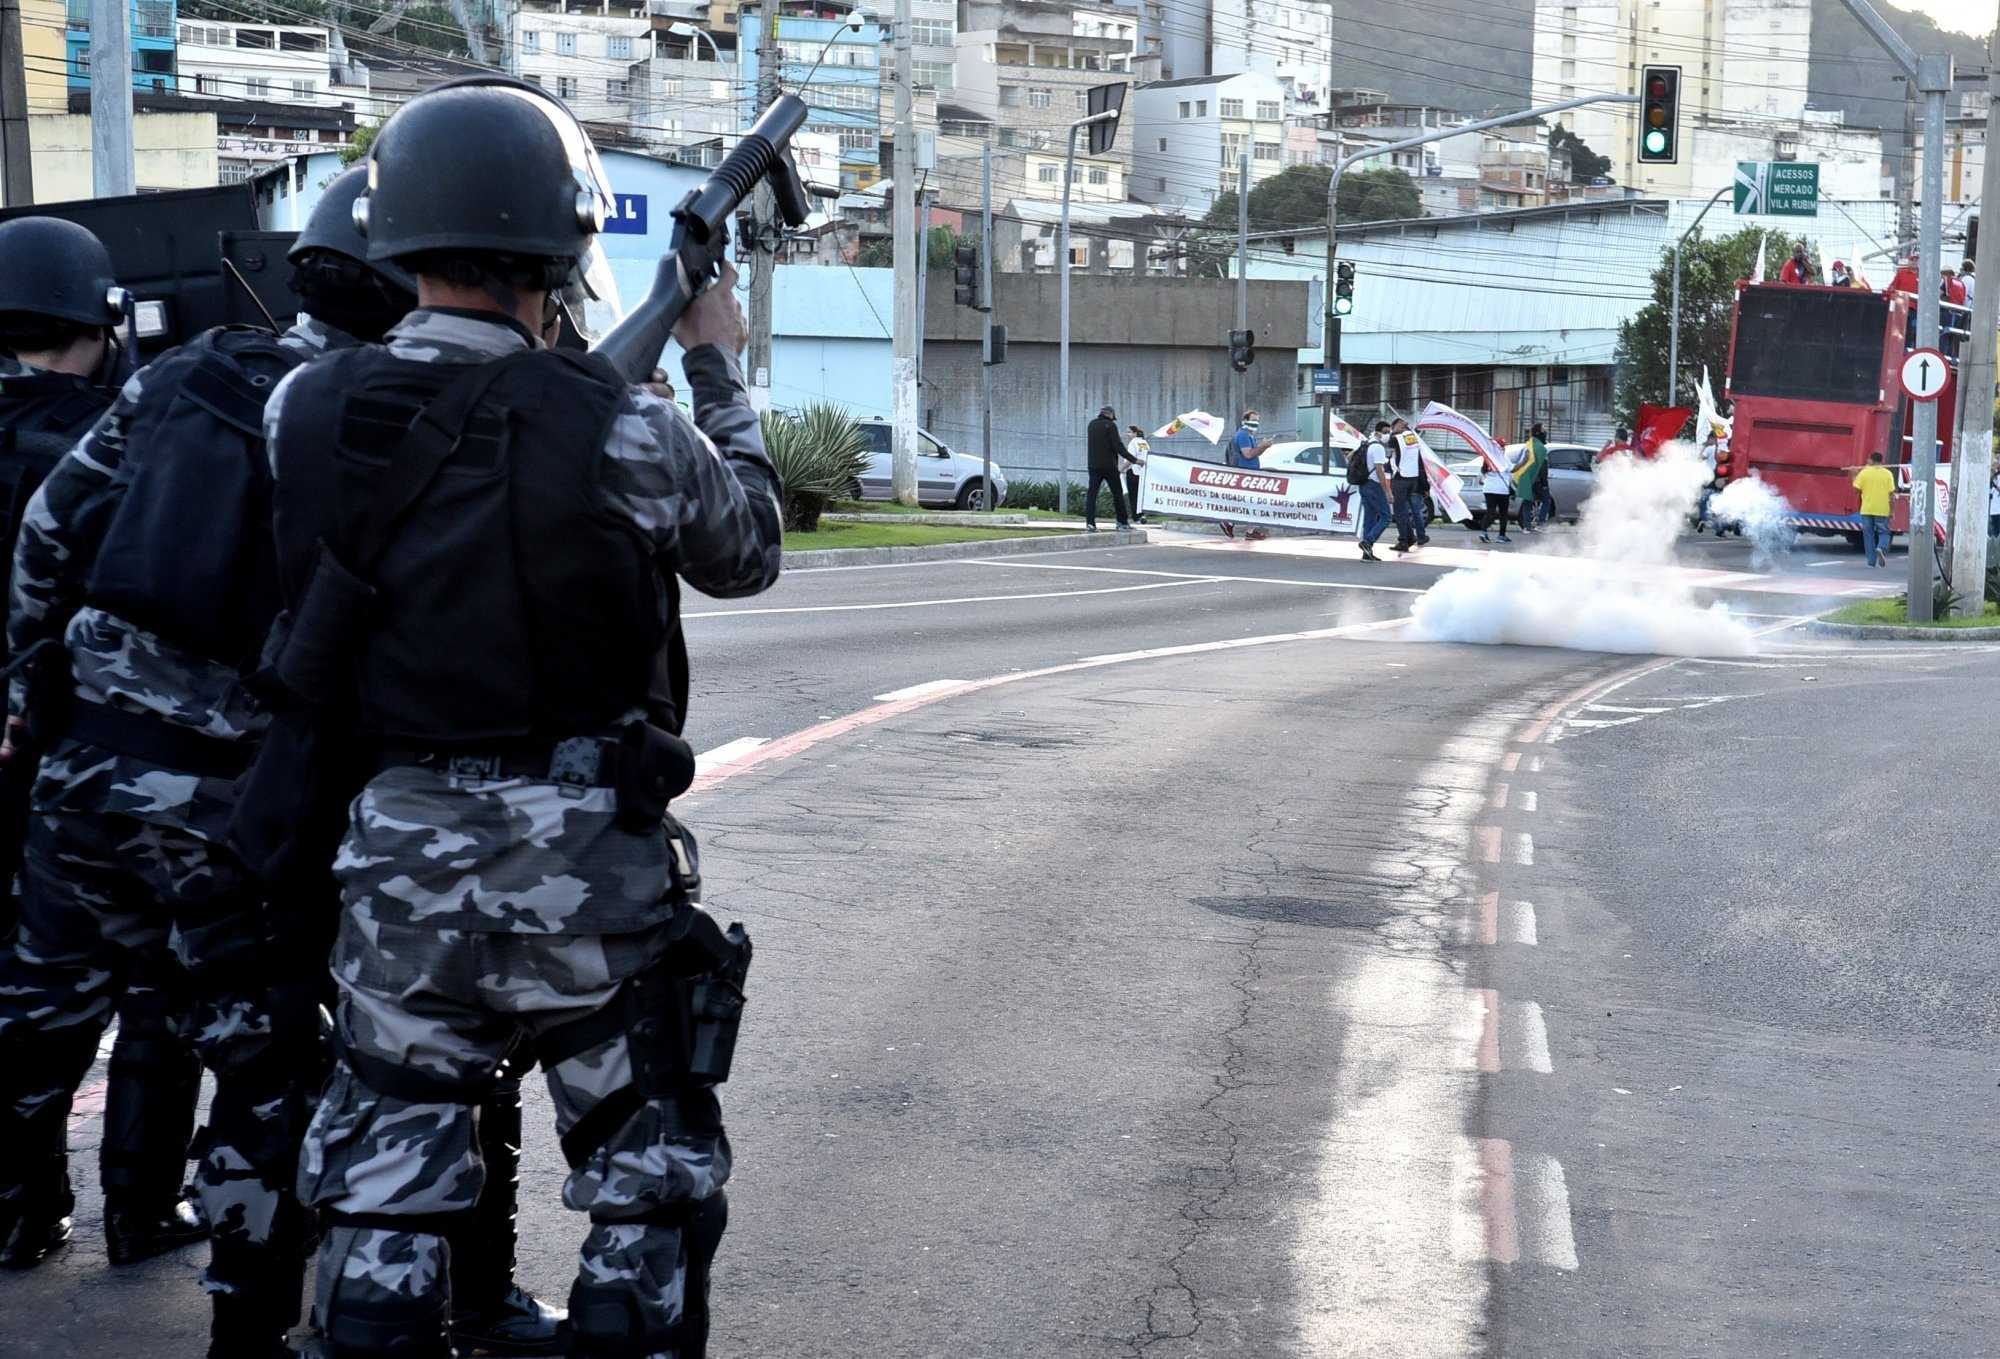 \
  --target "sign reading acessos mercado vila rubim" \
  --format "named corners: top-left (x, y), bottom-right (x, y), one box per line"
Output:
top-left (1733, 161), bottom-right (1819, 217)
